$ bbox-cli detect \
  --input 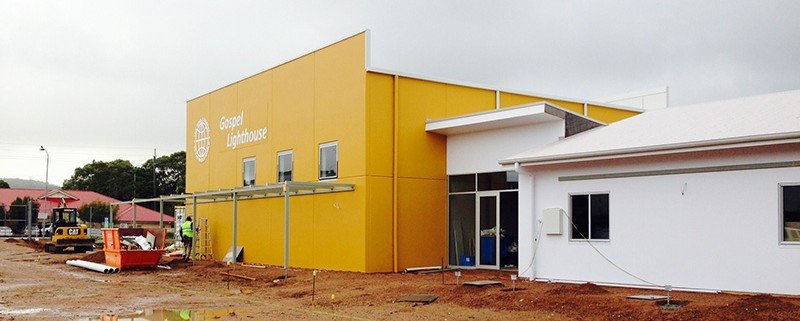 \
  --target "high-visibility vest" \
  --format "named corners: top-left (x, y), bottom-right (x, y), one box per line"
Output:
top-left (181, 221), bottom-right (193, 238)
